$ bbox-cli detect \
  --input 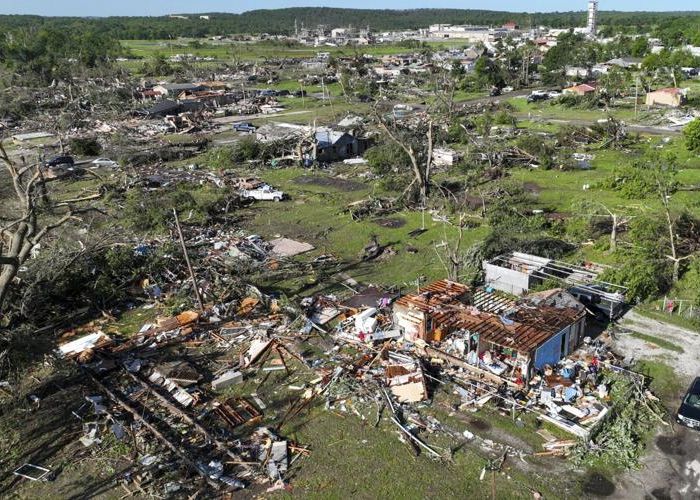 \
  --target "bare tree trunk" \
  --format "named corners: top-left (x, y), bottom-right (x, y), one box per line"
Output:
top-left (0, 143), bottom-right (101, 312)
top-left (664, 203), bottom-right (680, 283)
top-left (610, 213), bottom-right (617, 253)
top-left (424, 120), bottom-right (434, 207)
